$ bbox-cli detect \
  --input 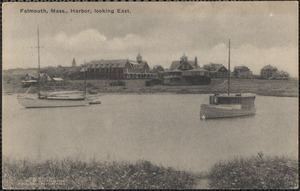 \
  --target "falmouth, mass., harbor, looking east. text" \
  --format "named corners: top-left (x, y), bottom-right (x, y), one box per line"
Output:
top-left (20, 8), bottom-right (129, 14)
